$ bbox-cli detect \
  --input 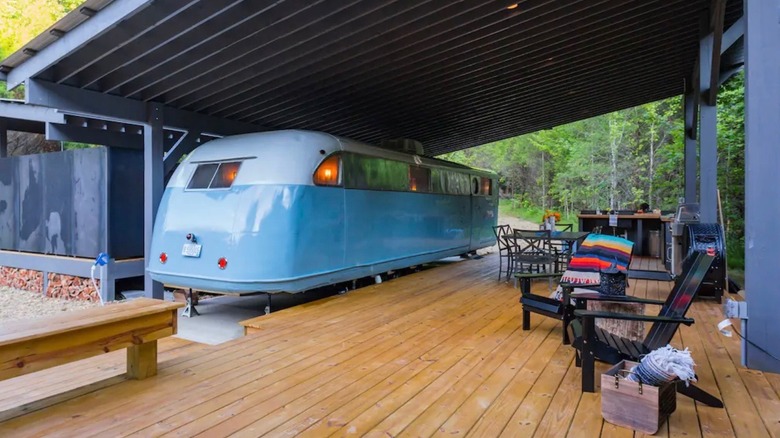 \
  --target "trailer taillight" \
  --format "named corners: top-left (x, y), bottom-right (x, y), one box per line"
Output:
top-left (218, 257), bottom-right (228, 270)
top-left (159, 252), bottom-right (168, 264)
